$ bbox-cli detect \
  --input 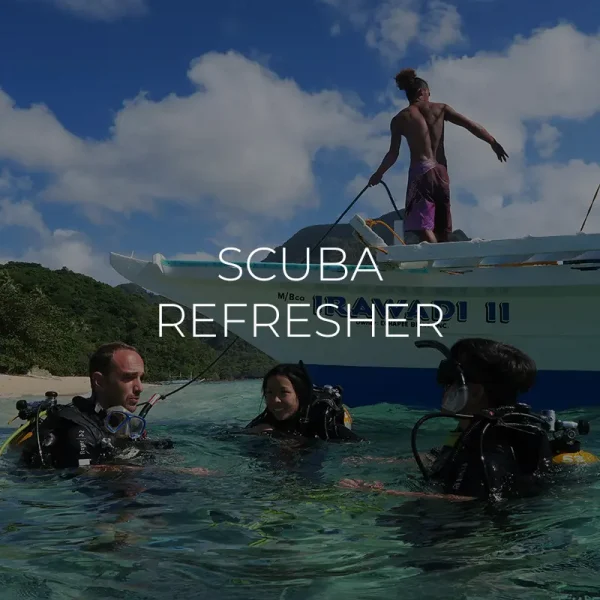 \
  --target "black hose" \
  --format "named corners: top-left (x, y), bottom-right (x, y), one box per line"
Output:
top-left (411, 412), bottom-right (473, 479)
